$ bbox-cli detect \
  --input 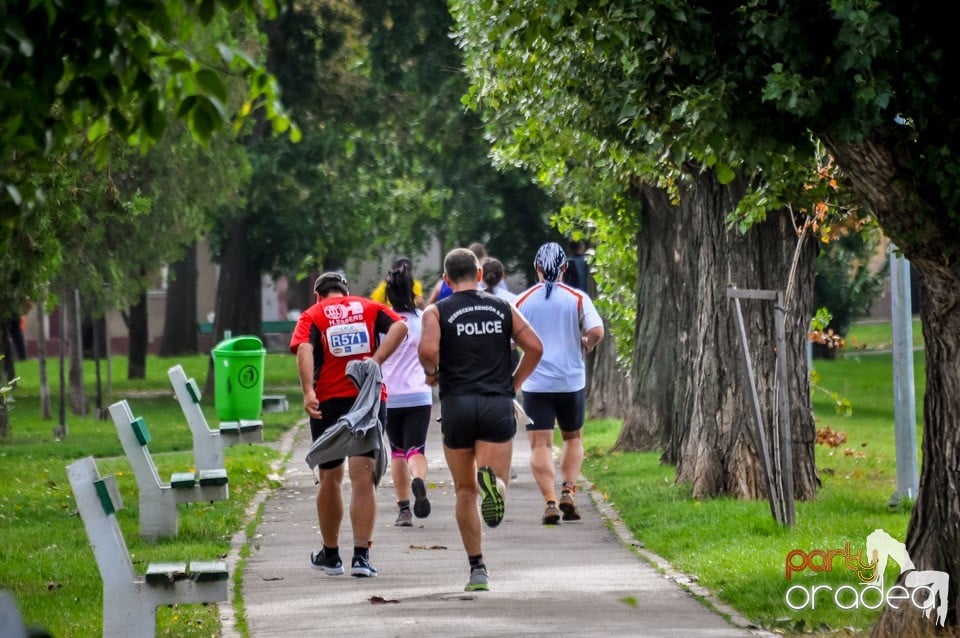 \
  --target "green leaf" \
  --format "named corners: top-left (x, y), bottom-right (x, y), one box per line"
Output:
top-left (195, 69), bottom-right (228, 102)
top-left (198, 0), bottom-right (217, 24)
top-left (715, 161), bottom-right (736, 184)
top-left (87, 116), bottom-right (109, 142)
top-left (141, 94), bottom-right (166, 140)
top-left (5, 183), bottom-right (23, 206)
top-left (166, 57), bottom-right (193, 74)
top-left (5, 18), bottom-right (35, 56)
top-left (176, 95), bottom-right (199, 119)
top-left (216, 42), bottom-right (235, 65)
